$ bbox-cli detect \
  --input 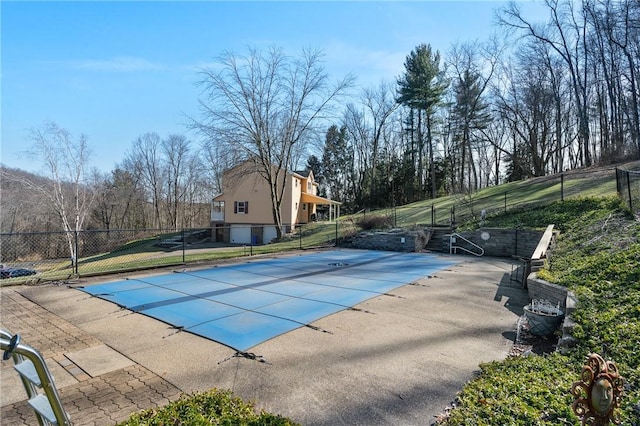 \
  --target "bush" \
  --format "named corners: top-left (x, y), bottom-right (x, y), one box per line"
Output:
top-left (356, 214), bottom-right (393, 230)
top-left (118, 388), bottom-right (300, 426)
